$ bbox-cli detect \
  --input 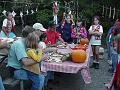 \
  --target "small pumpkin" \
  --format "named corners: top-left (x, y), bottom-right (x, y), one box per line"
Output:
top-left (74, 44), bottom-right (87, 51)
top-left (80, 38), bottom-right (89, 45)
top-left (71, 49), bottom-right (87, 63)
